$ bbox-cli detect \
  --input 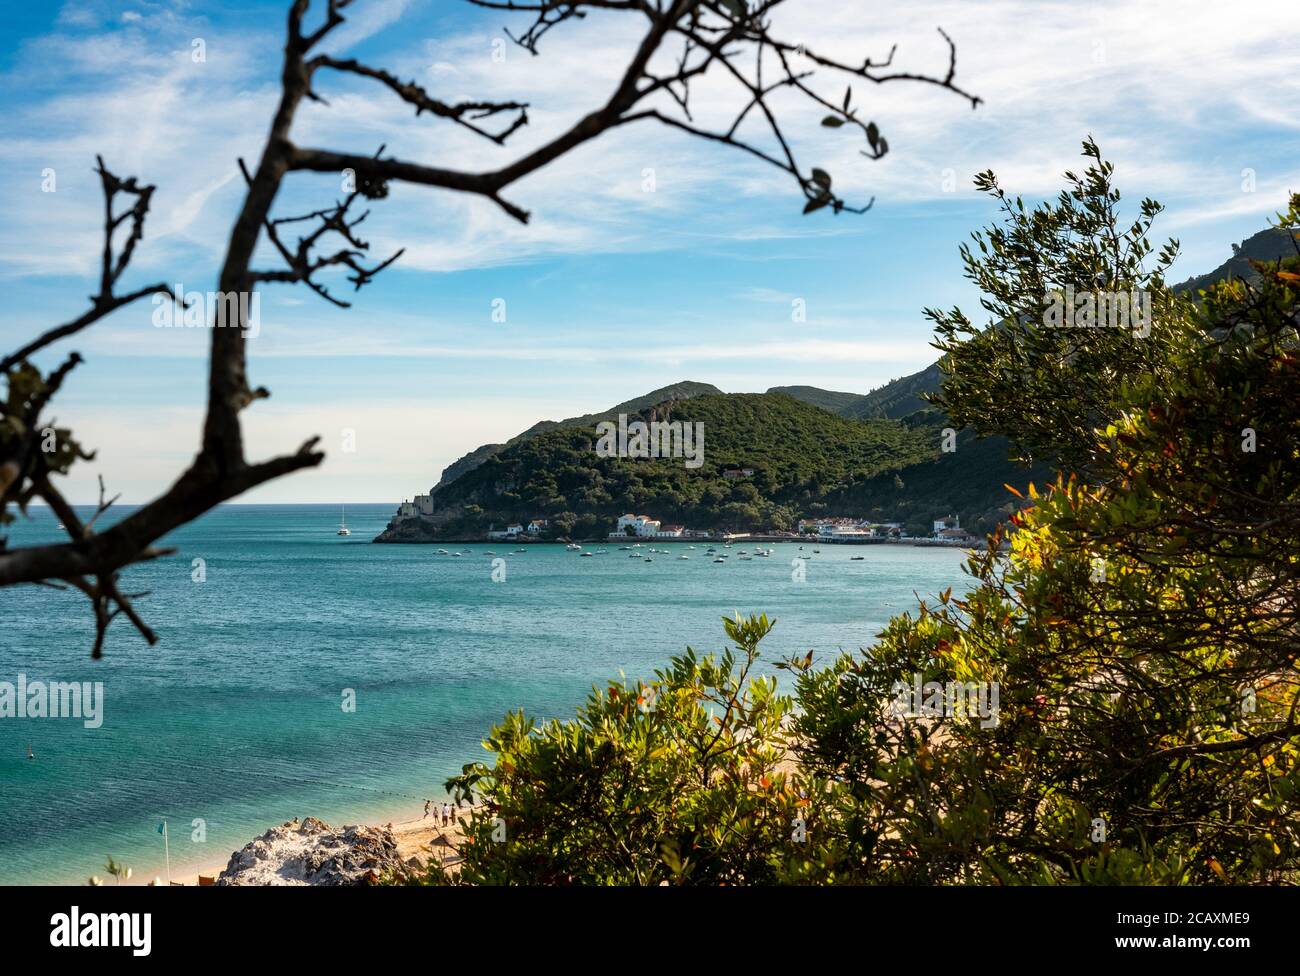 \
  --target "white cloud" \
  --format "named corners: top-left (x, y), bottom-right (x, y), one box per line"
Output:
top-left (5, 0), bottom-right (1298, 281)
